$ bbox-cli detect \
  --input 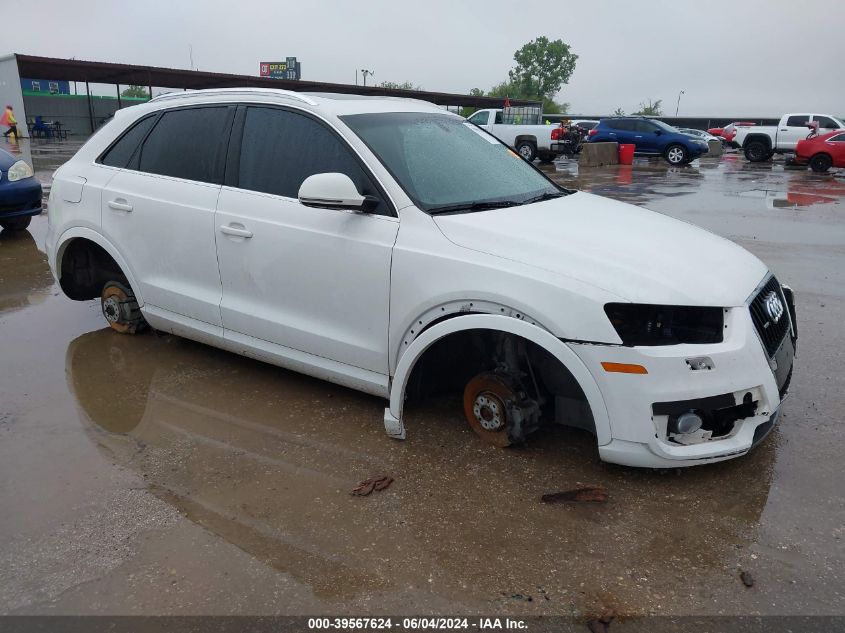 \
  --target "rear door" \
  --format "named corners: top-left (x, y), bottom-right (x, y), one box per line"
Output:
top-left (100, 105), bottom-right (234, 327)
top-left (215, 105), bottom-right (398, 374)
top-left (633, 120), bottom-right (661, 154)
top-left (778, 114), bottom-right (812, 150)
